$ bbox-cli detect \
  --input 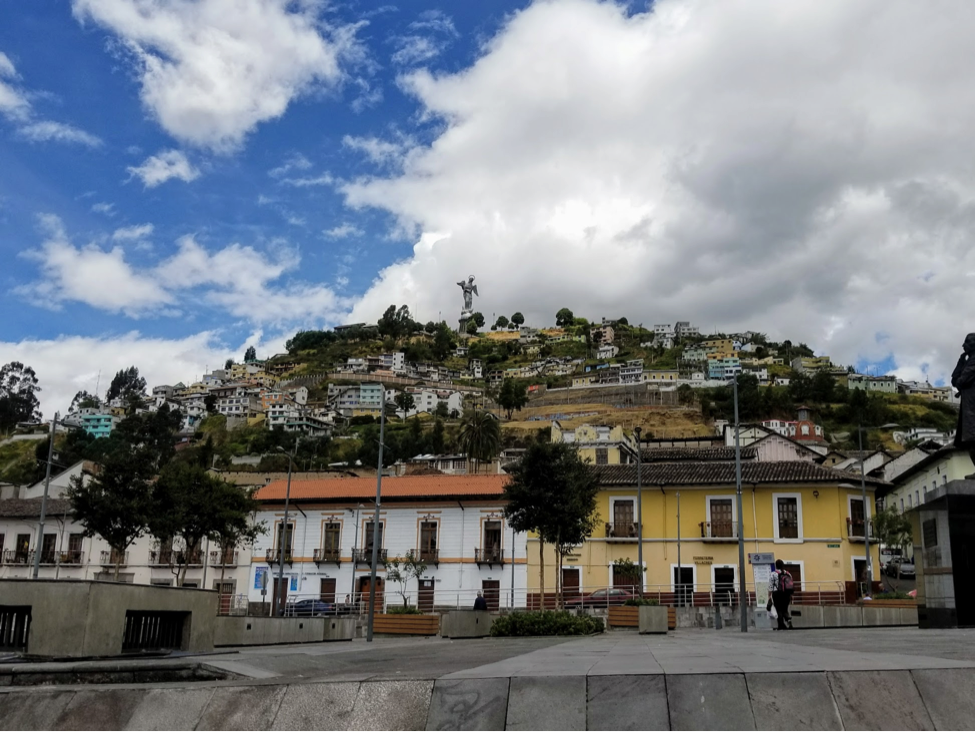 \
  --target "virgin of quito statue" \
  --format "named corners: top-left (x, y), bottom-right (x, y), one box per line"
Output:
top-left (456, 275), bottom-right (478, 333)
top-left (951, 332), bottom-right (975, 478)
